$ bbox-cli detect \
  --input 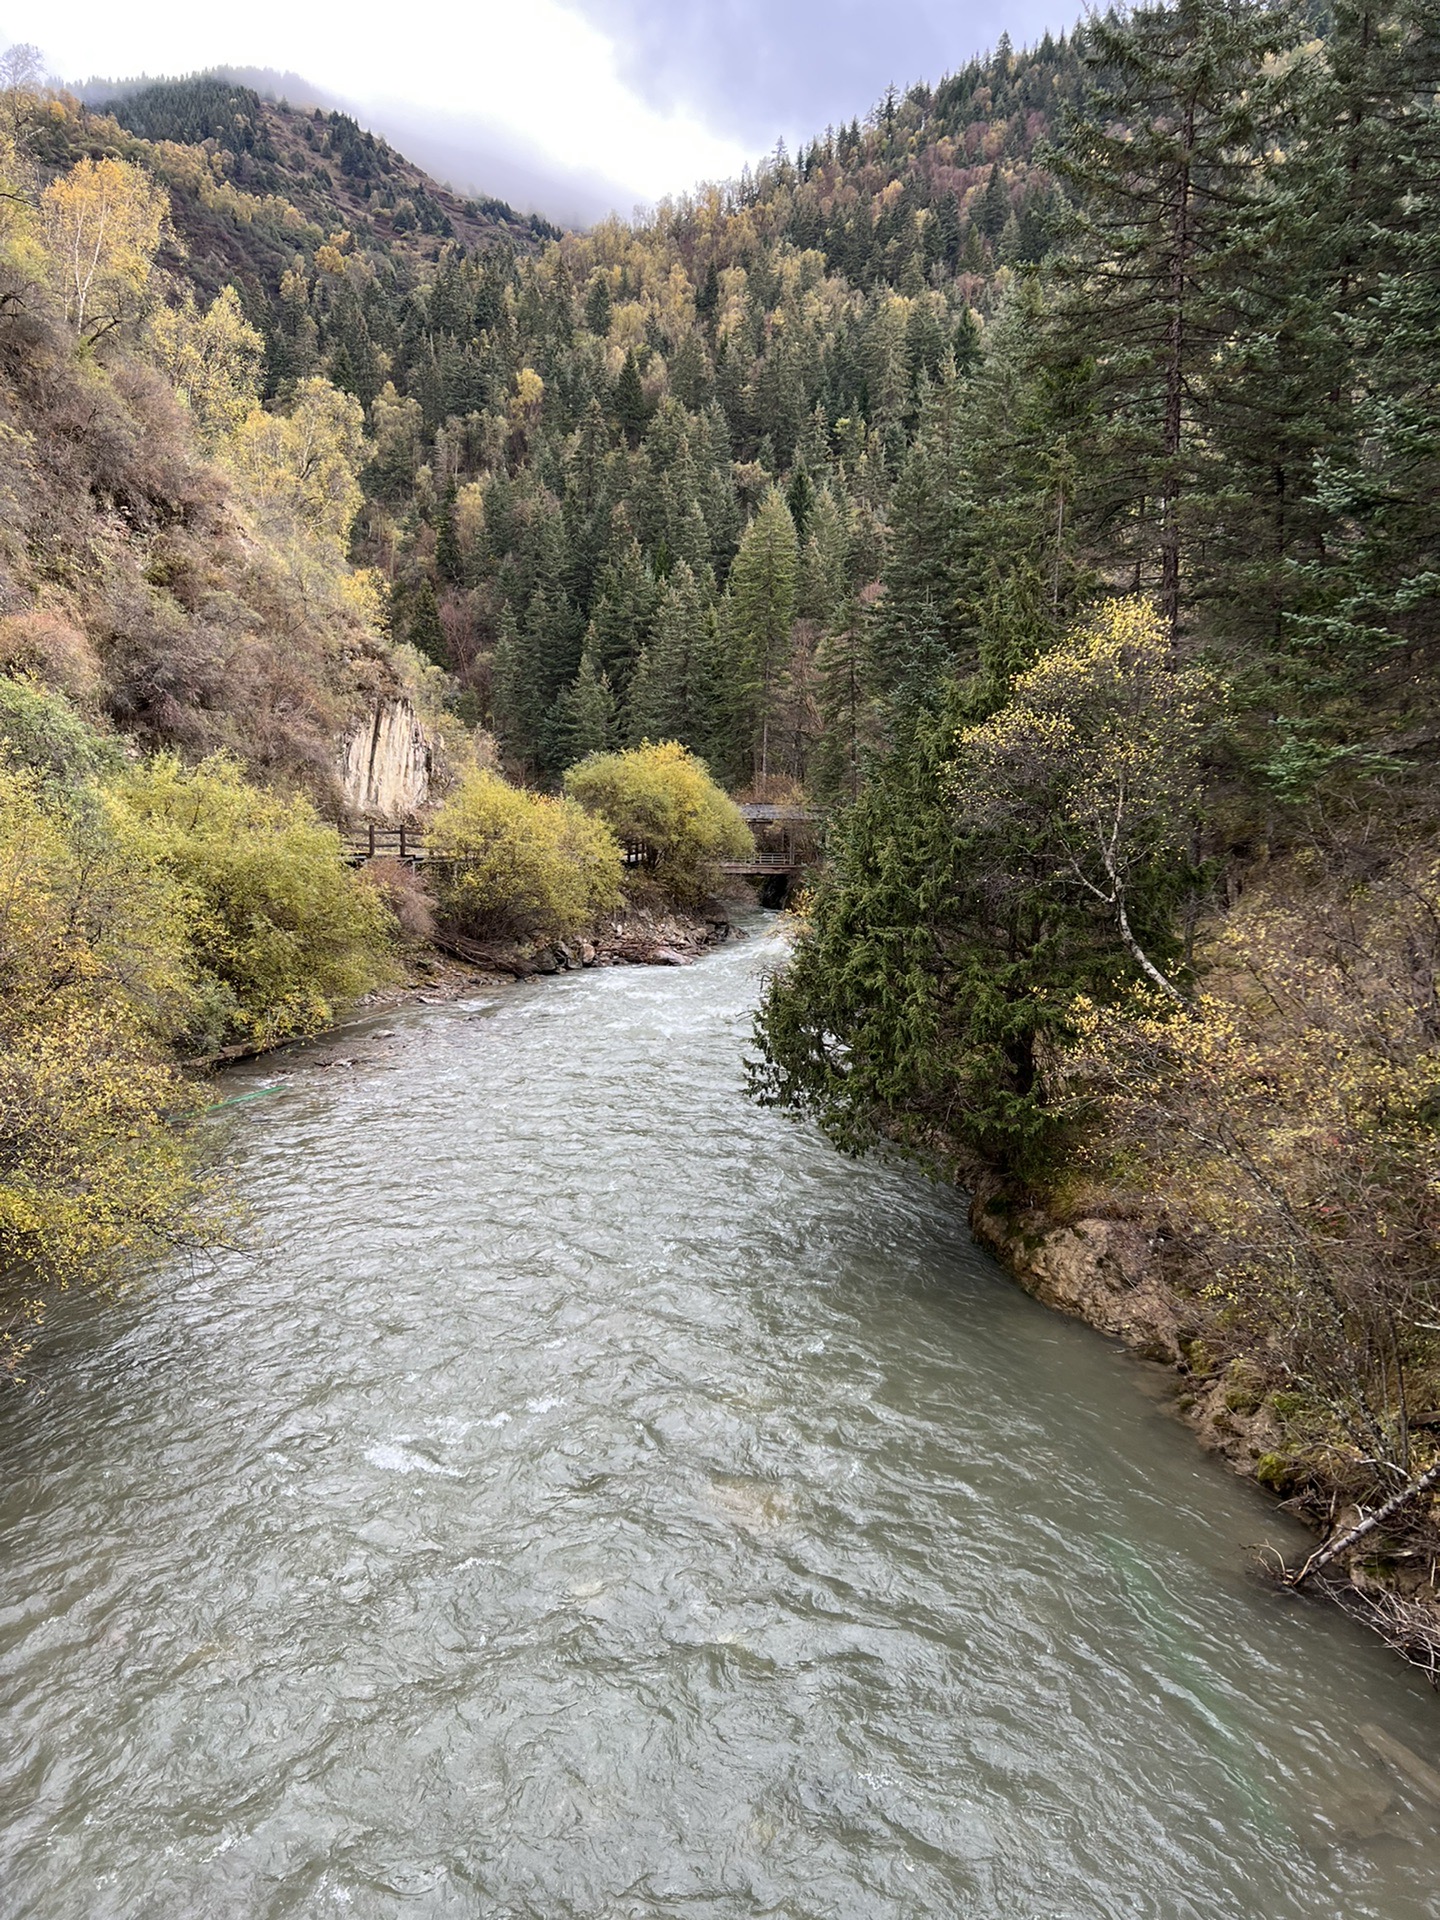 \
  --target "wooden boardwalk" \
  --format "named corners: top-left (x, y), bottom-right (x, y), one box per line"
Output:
top-left (345, 804), bottom-right (821, 884)
top-left (342, 824), bottom-right (430, 864)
